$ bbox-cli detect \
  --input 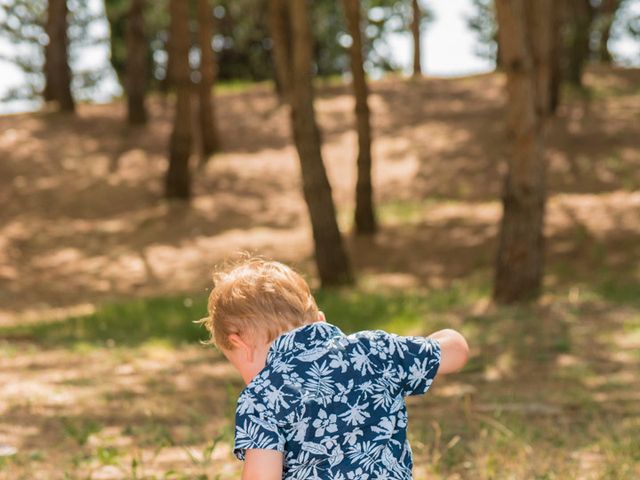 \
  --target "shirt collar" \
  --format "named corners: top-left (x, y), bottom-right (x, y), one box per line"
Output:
top-left (266, 321), bottom-right (343, 364)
